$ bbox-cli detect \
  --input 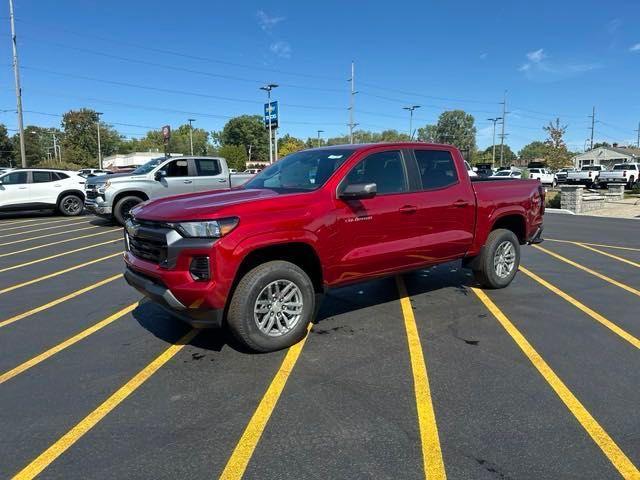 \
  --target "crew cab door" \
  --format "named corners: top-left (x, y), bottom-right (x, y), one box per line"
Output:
top-left (152, 158), bottom-right (196, 198)
top-left (331, 148), bottom-right (426, 282)
top-left (0, 171), bottom-right (29, 209)
top-left (409, 147), bottom-right (475, 261)
top-left (192, 158), bottom-right (229, 192)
